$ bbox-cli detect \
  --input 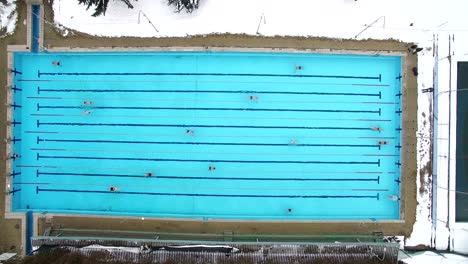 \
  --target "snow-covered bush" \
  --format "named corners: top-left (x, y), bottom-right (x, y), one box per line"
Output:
top-left (77, 0), bottom-right (200, 16)
top-left (0, 0), bottom-right (17, 37)
top-left (78, 0), bottom-right (135, 17)
top-left (168, 0), bottom-right (200, 13)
